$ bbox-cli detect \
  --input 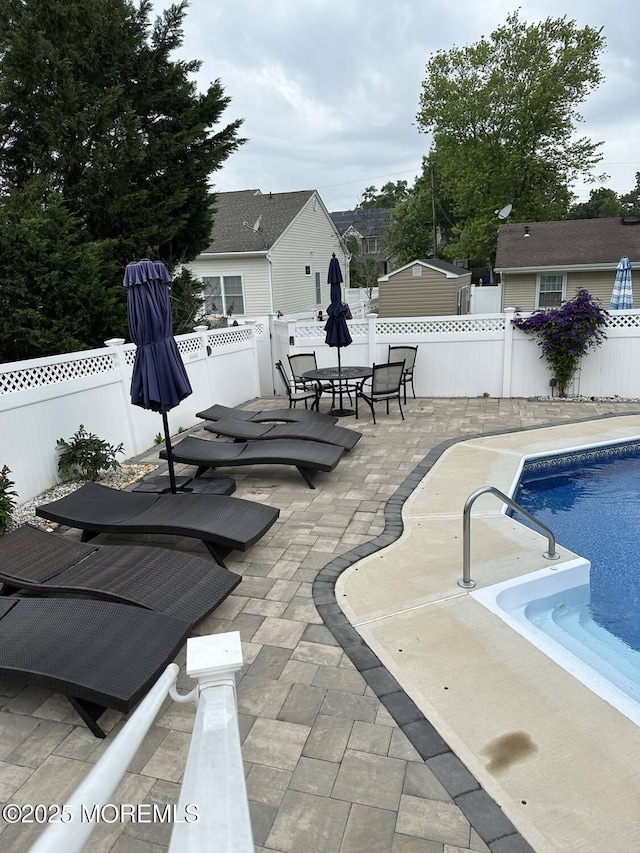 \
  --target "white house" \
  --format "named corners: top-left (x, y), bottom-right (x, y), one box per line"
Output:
top-left (186, 189), bottom-right (349, 318)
